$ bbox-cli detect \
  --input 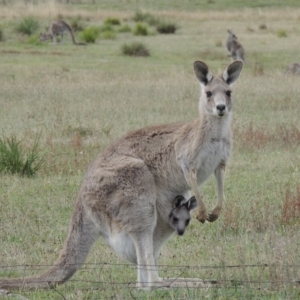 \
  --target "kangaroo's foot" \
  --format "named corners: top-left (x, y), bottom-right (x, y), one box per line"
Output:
top-left (207, 206), bottom-right (221, 222)
top-left (195, 208), bottom-right (208, 223)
